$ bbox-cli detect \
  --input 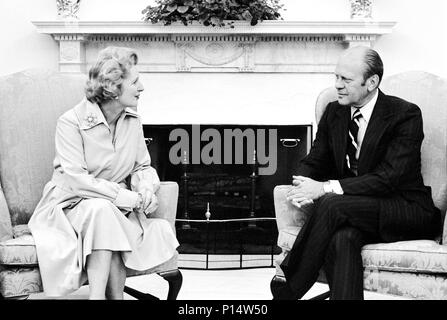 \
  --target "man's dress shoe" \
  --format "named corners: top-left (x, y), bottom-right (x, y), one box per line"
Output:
top-left (271, 281), bottom-right (297, 300)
